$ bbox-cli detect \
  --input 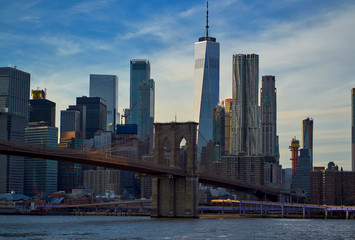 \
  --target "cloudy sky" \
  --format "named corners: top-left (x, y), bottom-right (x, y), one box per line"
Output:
top-left (1, 0), bottom-right (355, 169)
